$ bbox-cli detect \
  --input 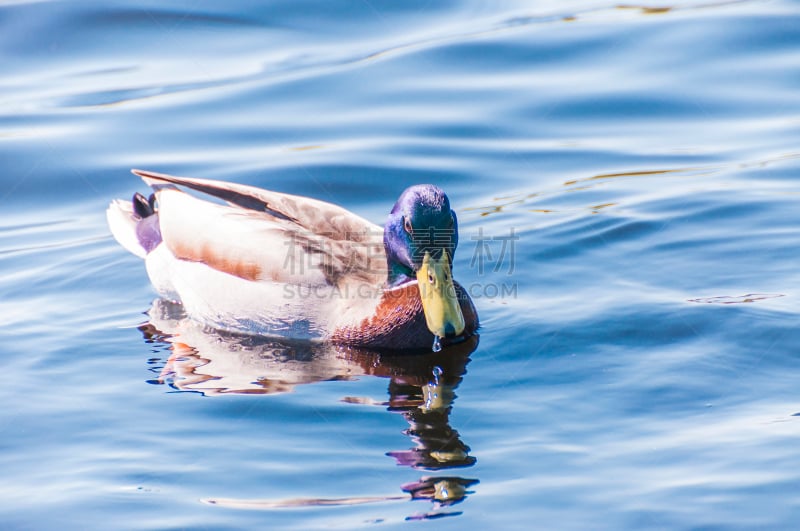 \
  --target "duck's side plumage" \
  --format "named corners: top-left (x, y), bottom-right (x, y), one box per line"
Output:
top-left (108, 170), bottom-right (478, 351)
top-left (136, 169), bottom-right (387, 287)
